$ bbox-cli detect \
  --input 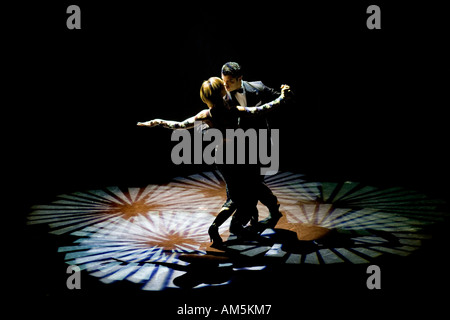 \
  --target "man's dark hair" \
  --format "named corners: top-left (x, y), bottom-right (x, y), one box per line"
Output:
top-left (221, 62), bottom-right (243, 78)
